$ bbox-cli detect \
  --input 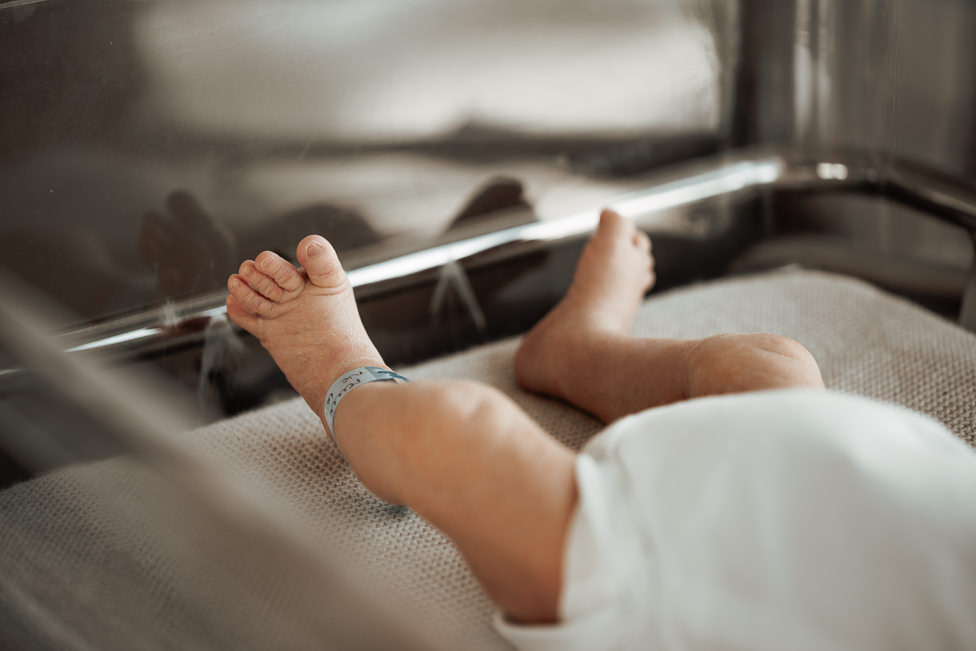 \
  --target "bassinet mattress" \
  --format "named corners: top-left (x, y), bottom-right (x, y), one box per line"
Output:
top-left (2, 269), bottom-right (974, 649)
